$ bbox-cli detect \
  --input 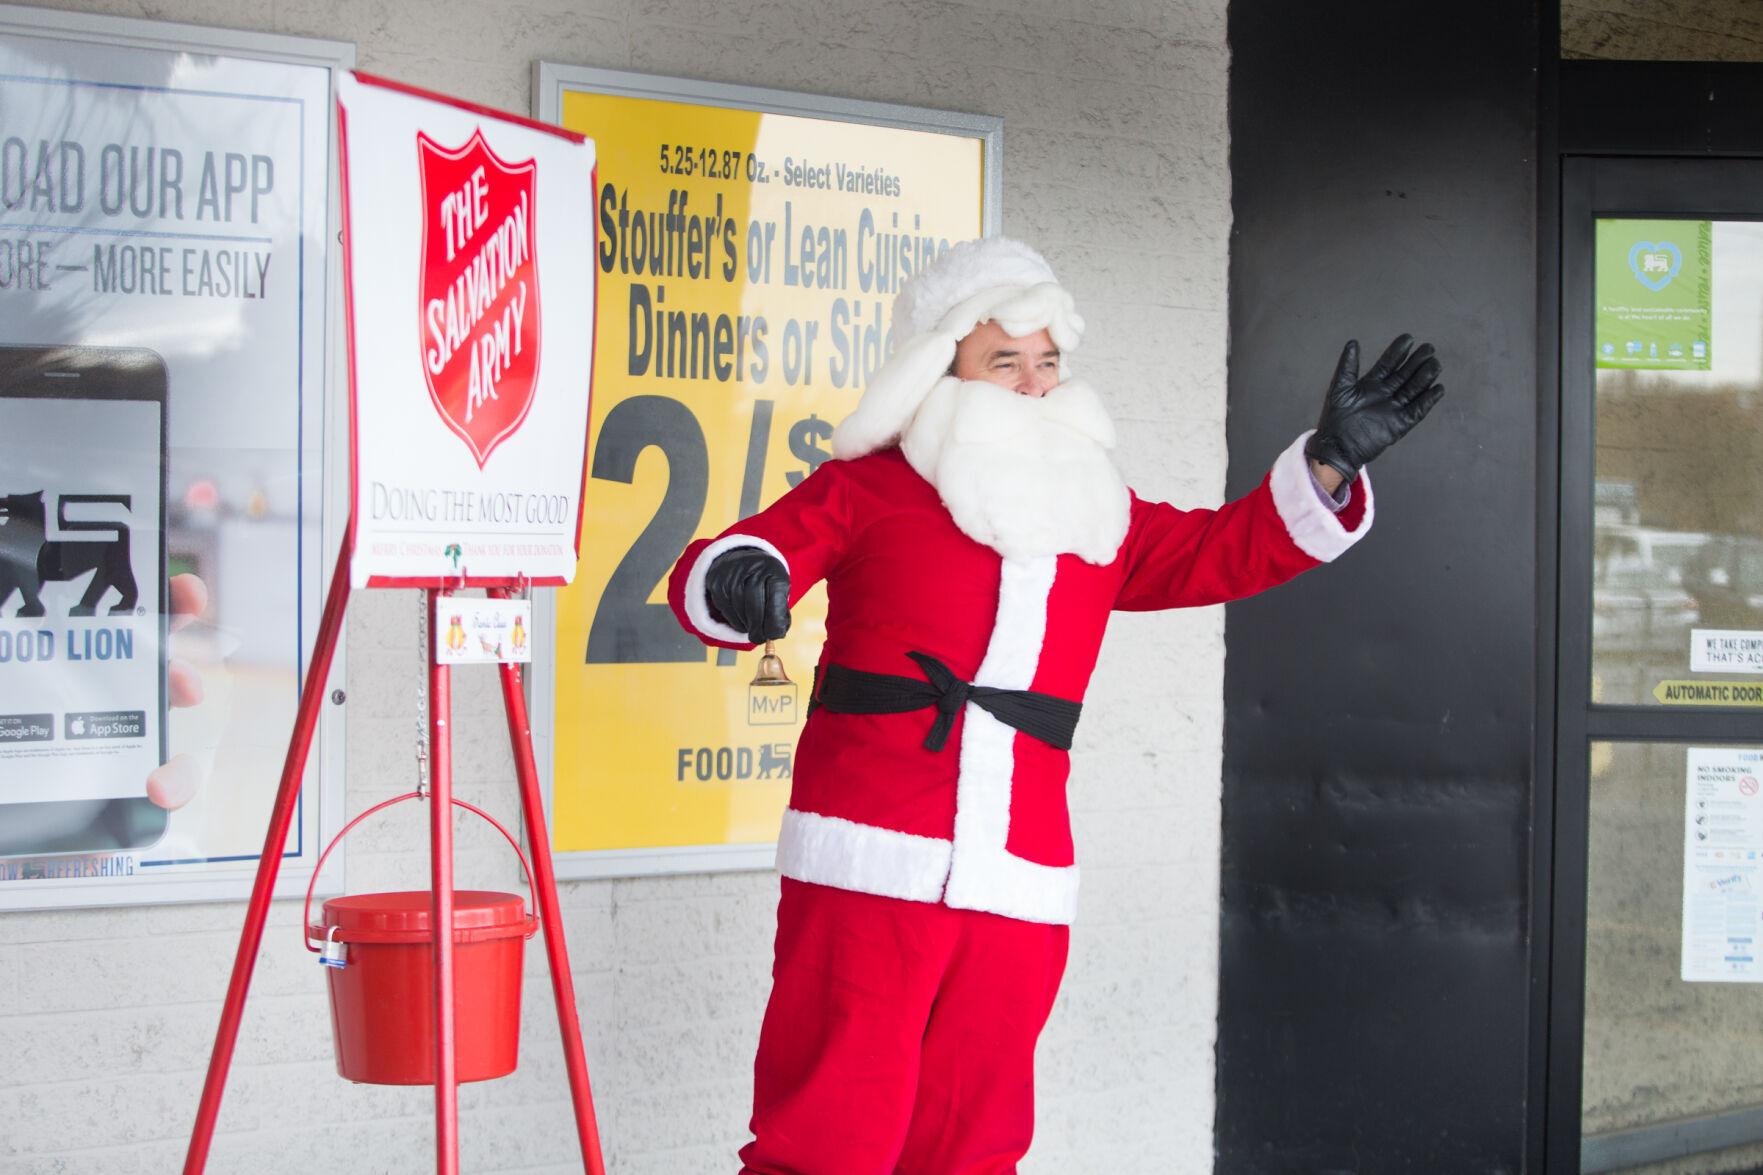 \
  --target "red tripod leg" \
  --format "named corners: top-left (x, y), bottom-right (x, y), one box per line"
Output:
top-left (183, 535), bottom-right (353, 1175)
top-left (428, 587), bottom-right (460, 1175)
top-left (490, 588), bottom-right (607, 1175)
